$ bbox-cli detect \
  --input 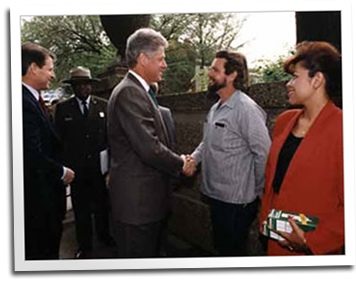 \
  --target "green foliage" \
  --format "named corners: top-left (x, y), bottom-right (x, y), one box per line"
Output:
top-left (190, 67), bottom-right (210, 92)
top-left (21, 15), bottom-right (117, 88)
top-left (162, 40), bottom-right (197, 94)
top-left (21, 13), bottom-right (246, 94)
top-left (252, 50), bottom-right (295, 84)
top-left (151, 13), bottom-right (246, 94)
